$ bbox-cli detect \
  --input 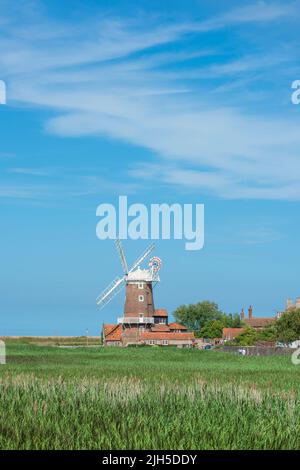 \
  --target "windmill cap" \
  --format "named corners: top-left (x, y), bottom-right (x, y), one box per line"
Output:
top-left (127, 267), bottom-right (158, 282)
